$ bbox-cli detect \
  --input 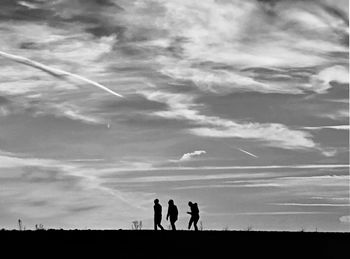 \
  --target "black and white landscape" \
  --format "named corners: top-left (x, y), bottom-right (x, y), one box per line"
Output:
top-left (0, 0), bottom-right (349, 233)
